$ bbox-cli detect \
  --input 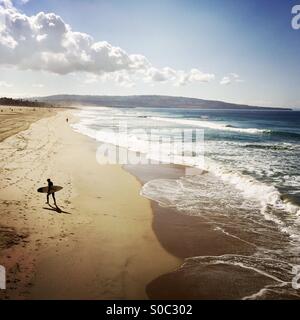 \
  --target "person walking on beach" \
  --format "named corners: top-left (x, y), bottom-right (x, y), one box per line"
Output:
top-left (46, 178), bottom-right (57, 206)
